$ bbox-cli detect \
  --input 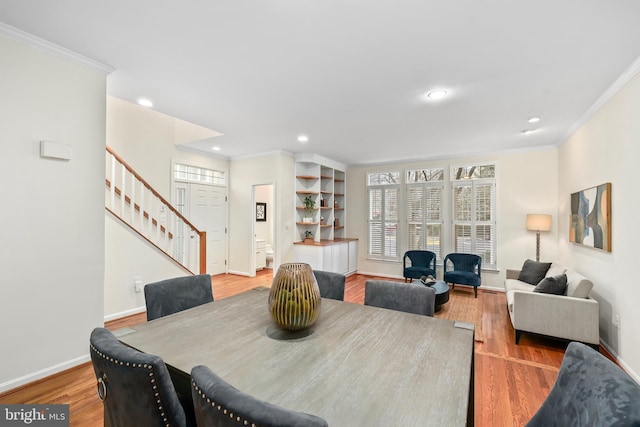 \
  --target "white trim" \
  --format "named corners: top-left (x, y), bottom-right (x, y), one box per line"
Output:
top-left (355, 270), bottom-right (405, 280)
top-left (227, 270), bottom-right (252, 277)
top-left (104, 306), bottom-right (146, 323)
top-left (562, 54), bottom-right (640, 143)
top-left (0, 354), bottom-right (90, 394)
top-left (600, 340), bottom-right (640, 384)
top-left (349, 145), bottom-right (558, 168)
top-left (294, 153), bottom-right (347, 172)
top-left (0, 22), bottom-right (114, 73)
